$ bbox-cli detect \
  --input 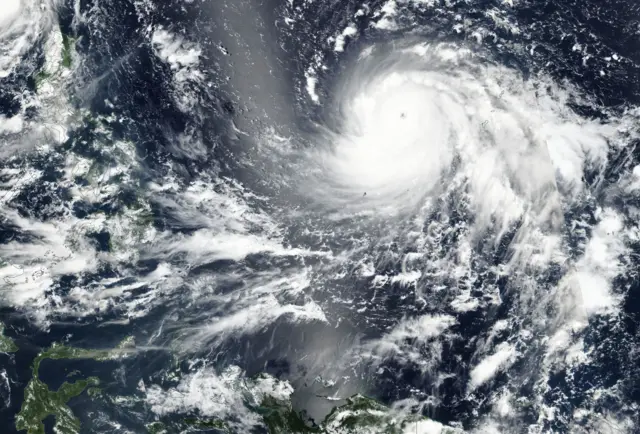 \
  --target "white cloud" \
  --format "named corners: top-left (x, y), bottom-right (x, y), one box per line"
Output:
top-left (151, 28), bottom-right (201, 70)
top-left (469, 343), bottom-right (517, 390)
top-left (332, 24), bottom-right (358, 52)
top-left (362, 314), bottom-right (456, 369)
top-left (0, 115), bottom-right (24, 134)
top-left (147, 365), bottom-right (293, 431)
